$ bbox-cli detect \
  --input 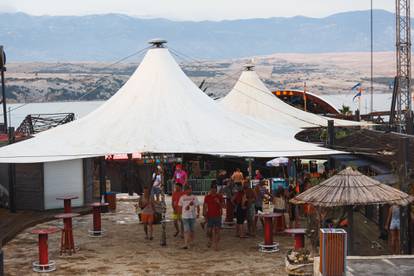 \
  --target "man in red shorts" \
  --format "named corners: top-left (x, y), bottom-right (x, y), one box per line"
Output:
top-left (172, 183), bottom-right (185, 238)
top-left (203, 181), bottom-right (224, 250)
